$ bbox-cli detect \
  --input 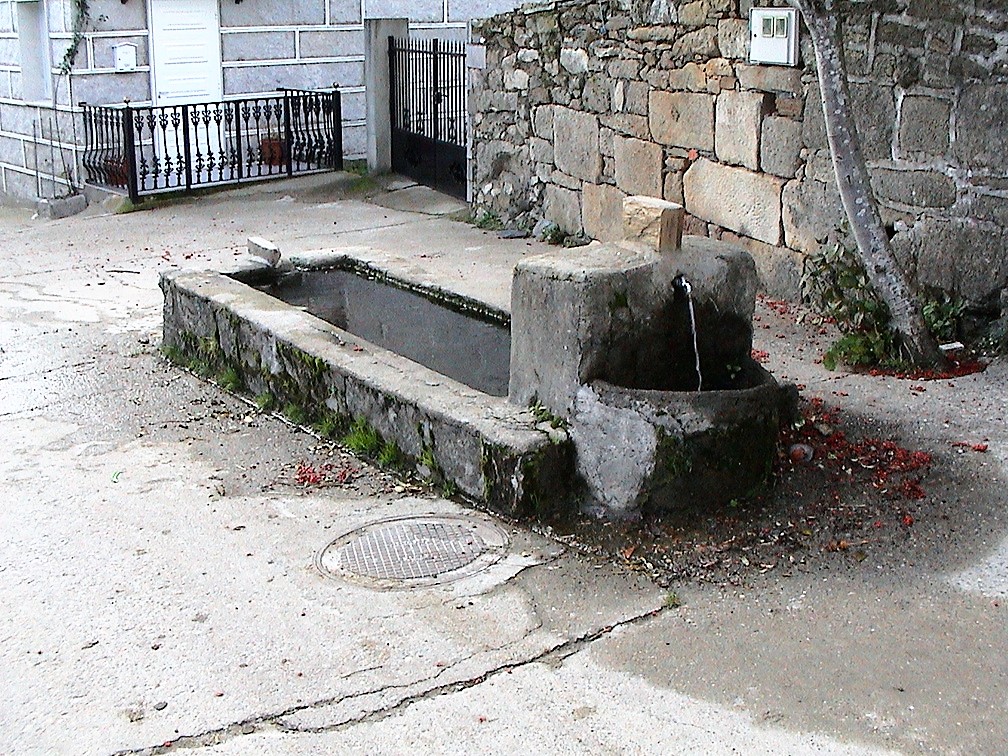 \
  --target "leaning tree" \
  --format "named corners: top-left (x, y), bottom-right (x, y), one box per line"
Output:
top-left (785, 0), bottom-right (946, 367)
